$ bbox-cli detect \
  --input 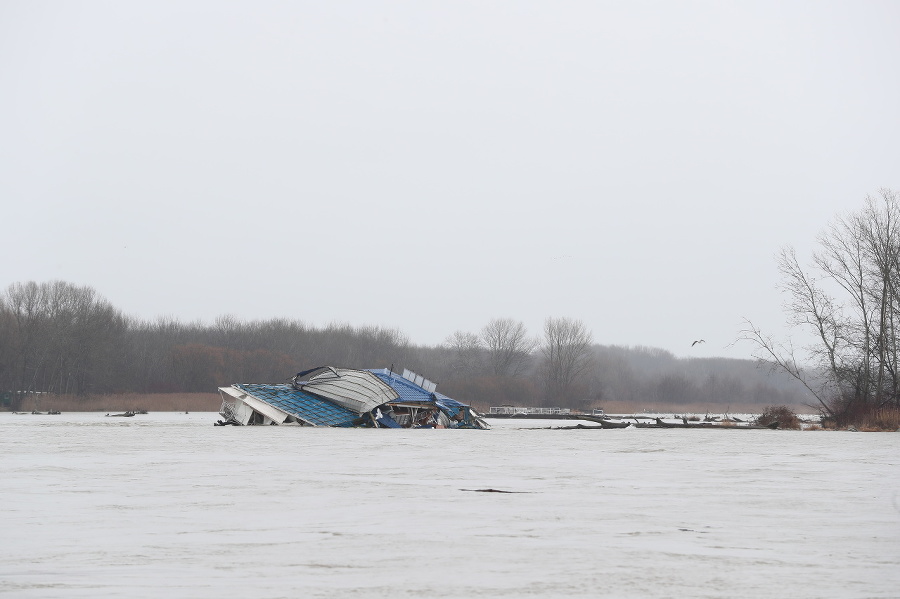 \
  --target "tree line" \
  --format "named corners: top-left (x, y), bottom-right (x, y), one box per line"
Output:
top-left (0, 281), bottom-right (808, 411)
